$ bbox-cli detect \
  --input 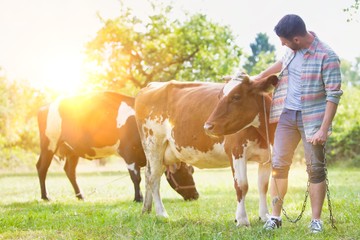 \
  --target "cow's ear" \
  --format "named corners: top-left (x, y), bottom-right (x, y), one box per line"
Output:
top-left (222, 75), bottom-right (233, 83)
top-left (250, 75), bottom-right (278, 94)
top-left (241, 75), bottom-right (251, 84)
